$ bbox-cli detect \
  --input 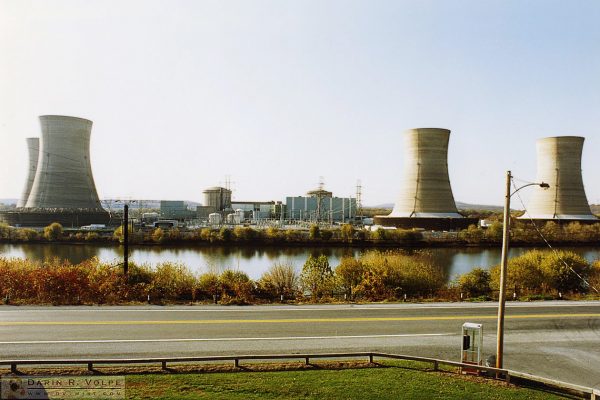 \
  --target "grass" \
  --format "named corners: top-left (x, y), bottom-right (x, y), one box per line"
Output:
top-left (121, 360), bottom-right (567, 400)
